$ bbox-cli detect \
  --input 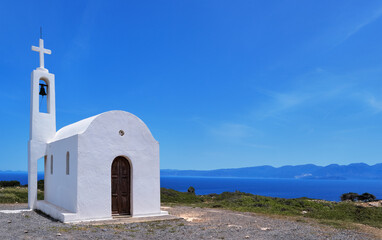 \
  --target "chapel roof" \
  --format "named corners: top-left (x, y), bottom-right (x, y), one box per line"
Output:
top-left (49, 114), bottom-right (99, 142)
top-left (49, 110), bottom-right (156, 143)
